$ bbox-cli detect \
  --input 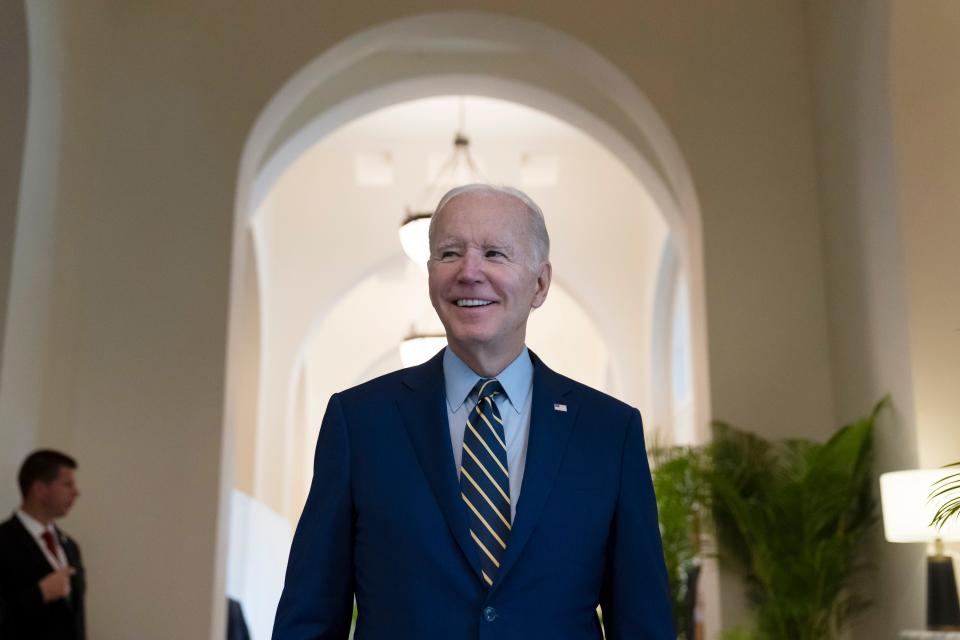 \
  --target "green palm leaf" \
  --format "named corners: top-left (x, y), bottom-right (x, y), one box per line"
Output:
top-left (709, 398), bottom-right (886, 640)
top-left (931, 462), bottom-right (960, 530)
